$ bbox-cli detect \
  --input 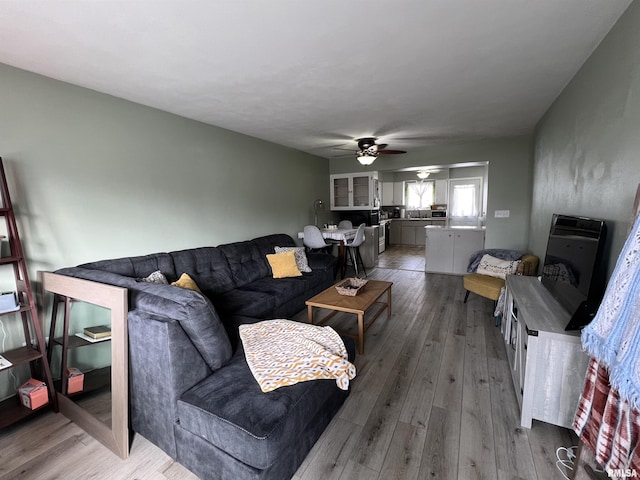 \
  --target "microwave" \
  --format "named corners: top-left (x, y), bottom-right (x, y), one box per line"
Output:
top-left (431, 210), bottom-right (447, 218)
